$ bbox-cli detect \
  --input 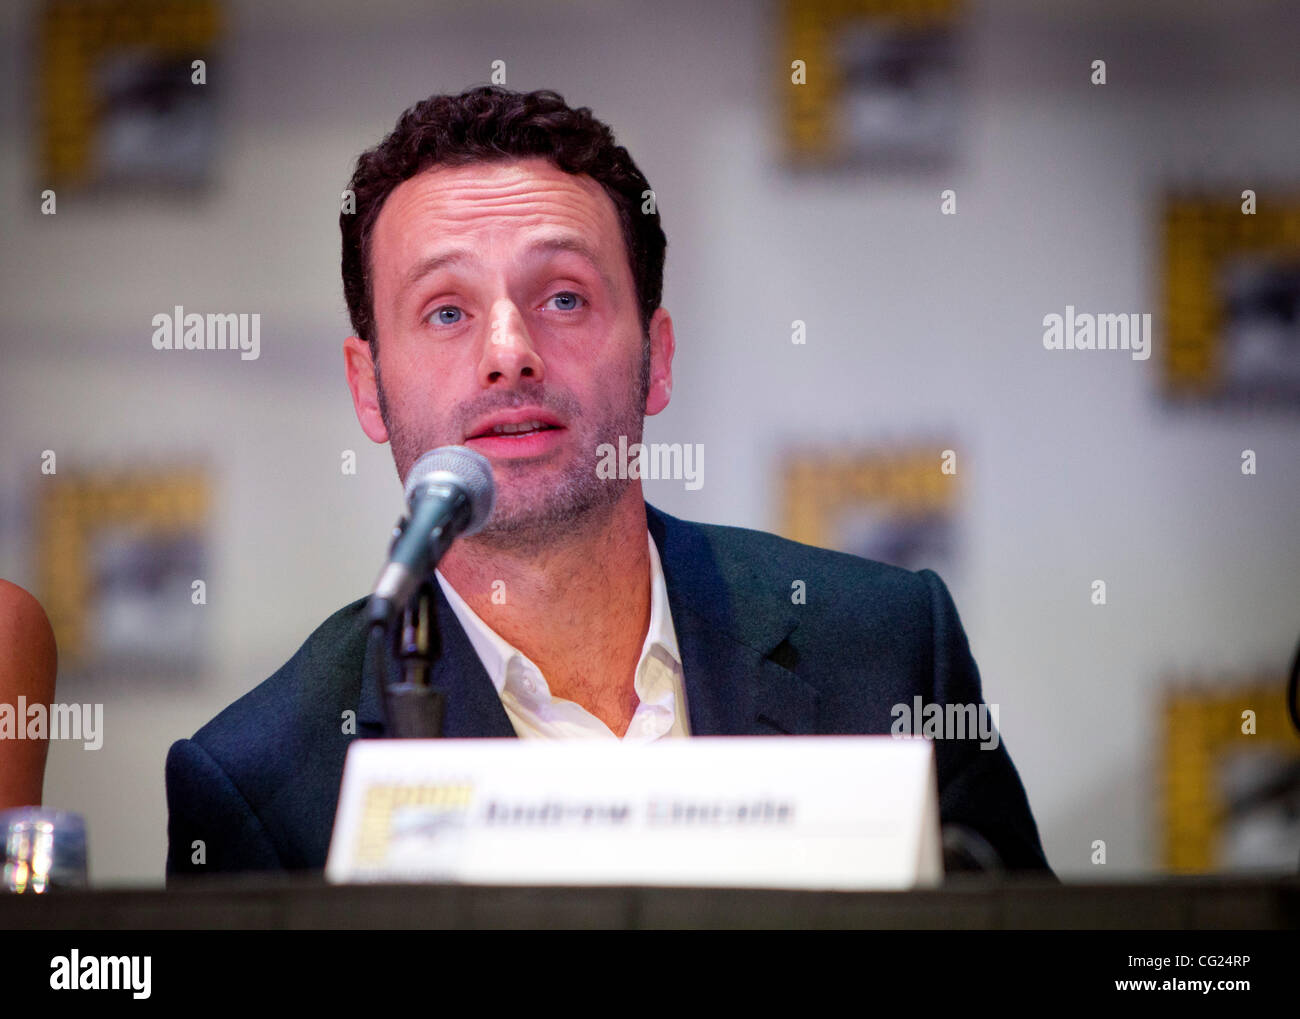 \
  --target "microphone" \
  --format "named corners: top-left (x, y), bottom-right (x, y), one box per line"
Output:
top-left (368, 445), bottom-right (495, 623)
